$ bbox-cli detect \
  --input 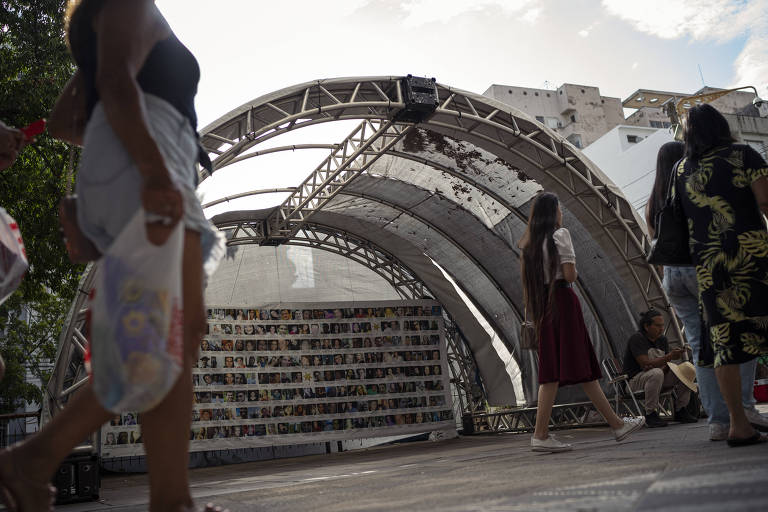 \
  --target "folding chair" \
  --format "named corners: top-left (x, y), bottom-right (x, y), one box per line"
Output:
top-left (601, 357), bottom-right (644, 417)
